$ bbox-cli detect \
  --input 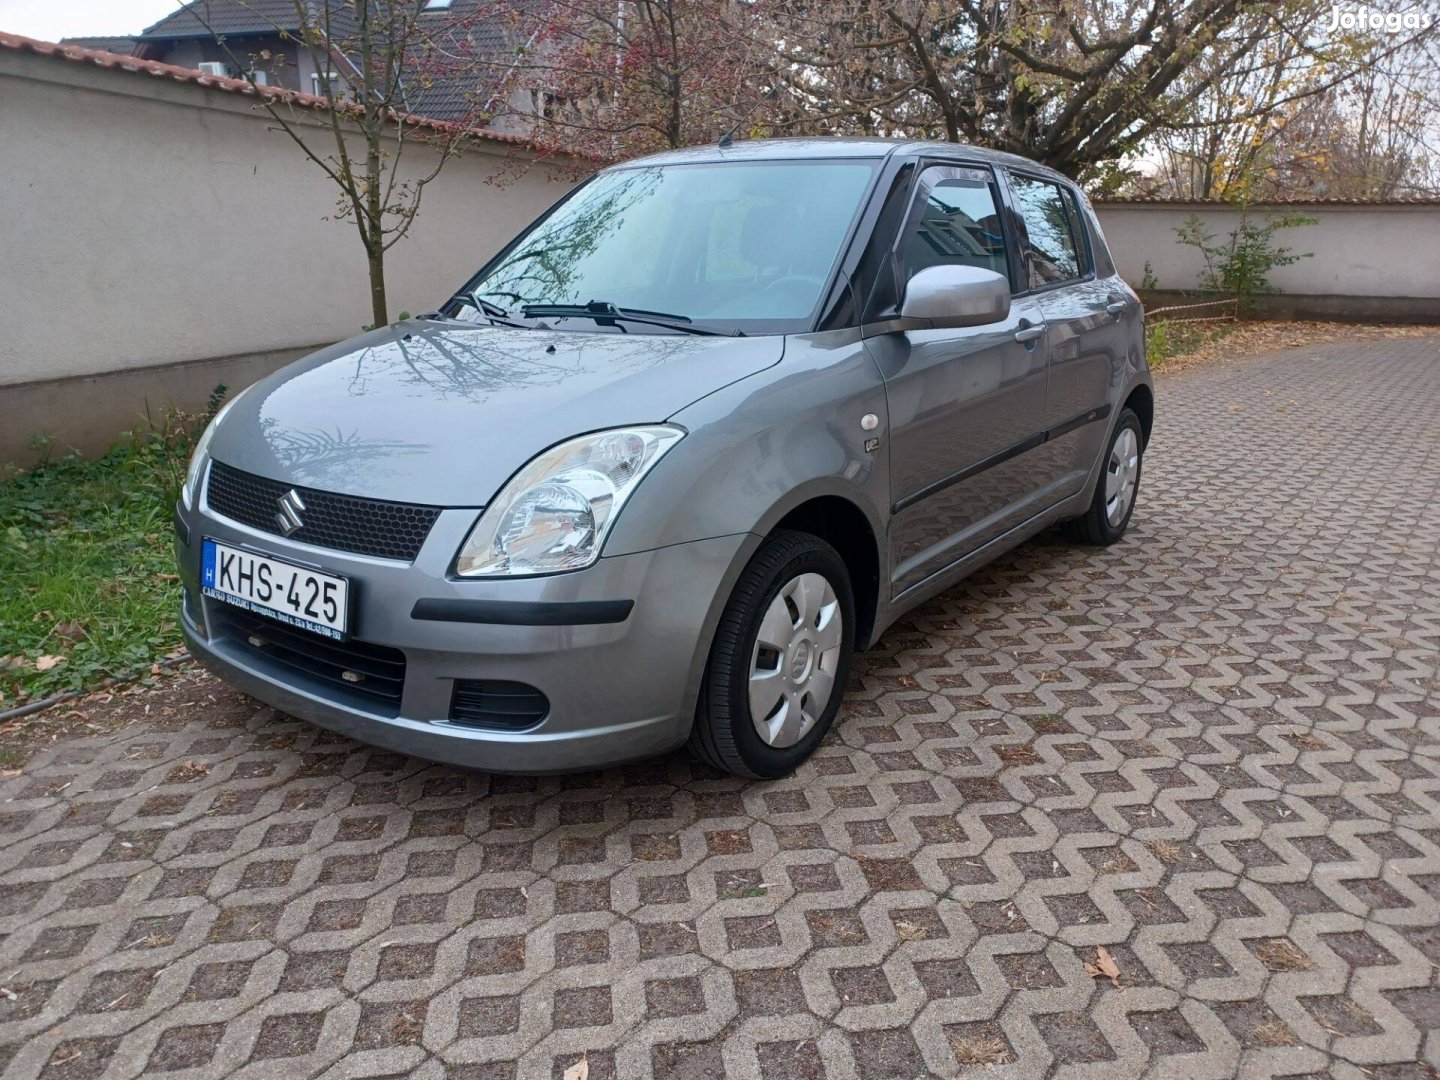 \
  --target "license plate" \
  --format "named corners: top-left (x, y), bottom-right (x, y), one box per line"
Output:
top-left (201, 538), bottom-right (349, 639)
